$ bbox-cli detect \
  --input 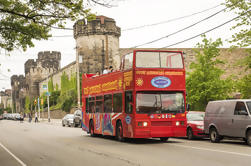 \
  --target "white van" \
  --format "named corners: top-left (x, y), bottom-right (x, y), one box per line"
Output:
top-left (204, 99), bottom-right (251, 146)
